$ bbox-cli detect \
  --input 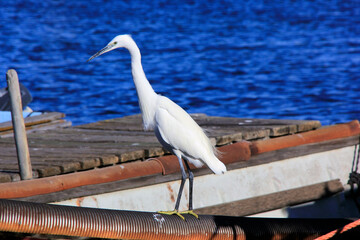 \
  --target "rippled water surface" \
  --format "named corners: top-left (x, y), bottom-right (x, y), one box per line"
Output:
top-left (0, 0), bottom-right (359, 125)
